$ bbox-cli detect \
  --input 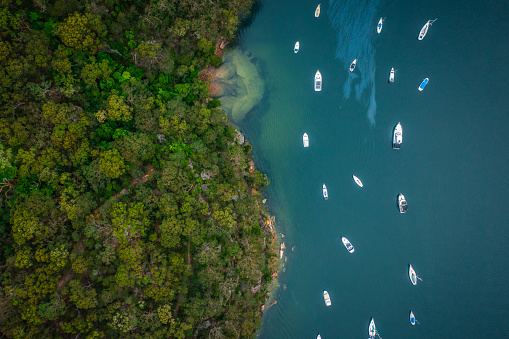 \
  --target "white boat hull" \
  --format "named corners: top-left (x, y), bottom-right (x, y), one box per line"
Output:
top-left (323, 290), bottom-right (331, 306)
top-left (393, 122), bottom-right (402, 149)
top-left (410, 311), bottom-right (416, 325)
top-left (341, 237), bottom-right (355, 253)
top-left (418, 18), bottom-right (437, 40)
top-left (369, 318), bottom-right (377, 339)
top-left (389, 67), bottom-right (395, 83)
top-left (353, 175), bottom-right (363, 187)
top-left (398, 193), bottom-right (408, 213)
top-left (303, 133), bottom-right (309, 147)
top-left (314, 70), bottom-right (322, 92)
top-left (294, 41), bottom-right (299, 53)
top-left (377, 17), bottom-right (383, 34)
top-left (409, 265), bottom-right (417, 285)
top-left (322, 184), bottom-right (328, 200)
